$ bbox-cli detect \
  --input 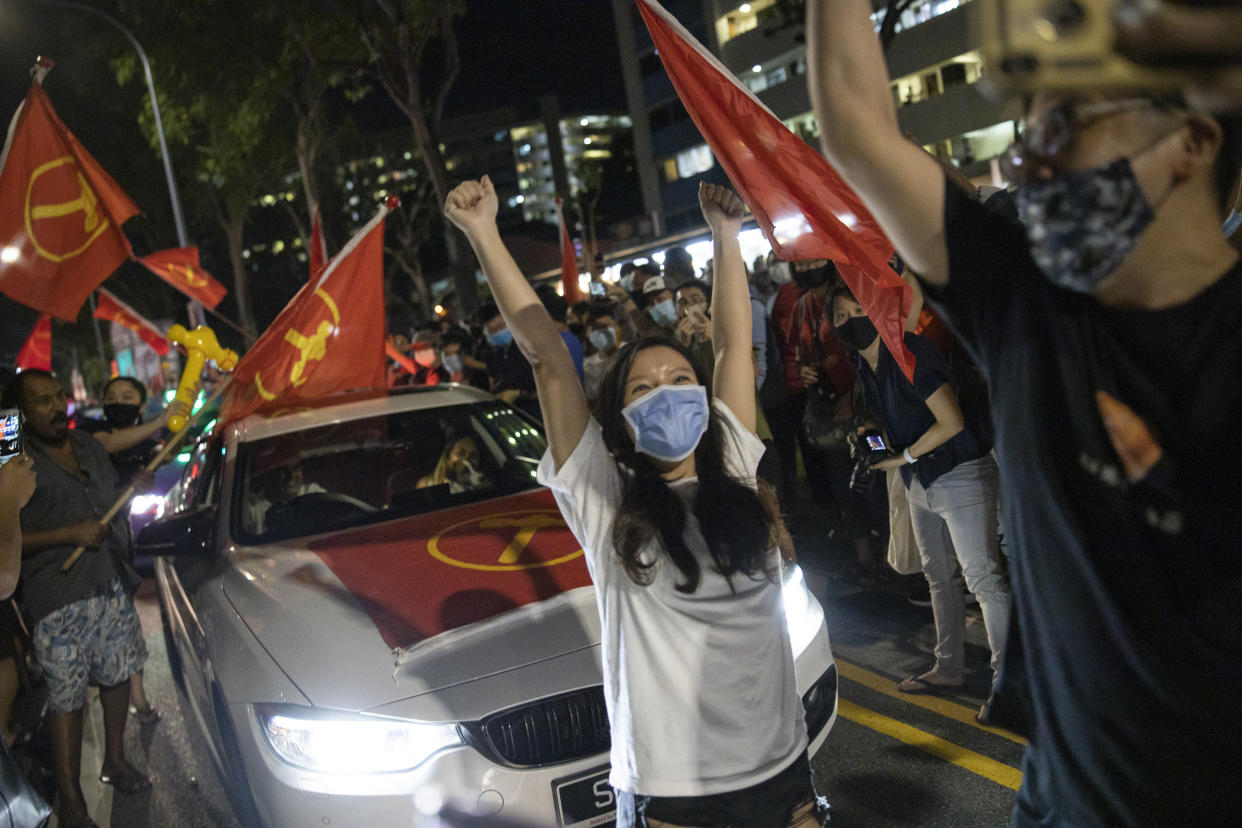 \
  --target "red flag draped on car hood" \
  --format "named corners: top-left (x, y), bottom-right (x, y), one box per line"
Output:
top-left (137, 246), bottom-right (227, 309)
top-left (307, 488), bottom-right (594, 651)
top-left (554, 198), bottom-right (581, 304)
top-left (16, 314), bottom-right (51, 371)
top-left (635, 0), bottom-right (915, 379)
top-left (220, 204), bottom-right (390, 426)
top-left (0, 81), bottom-right (139, 321)
top-left (94, 289), bottom-right (169, 356)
